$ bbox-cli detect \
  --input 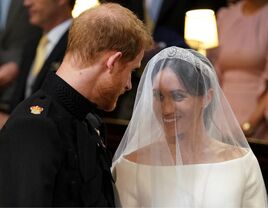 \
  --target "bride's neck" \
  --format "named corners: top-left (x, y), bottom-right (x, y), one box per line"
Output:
top-left (167, 129), bottom-right (209, 151)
